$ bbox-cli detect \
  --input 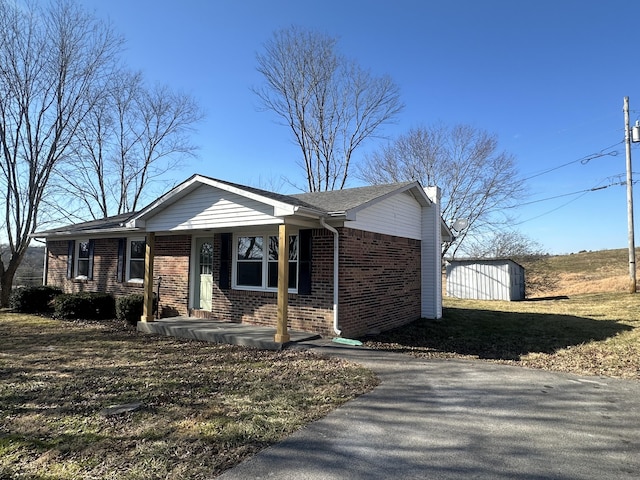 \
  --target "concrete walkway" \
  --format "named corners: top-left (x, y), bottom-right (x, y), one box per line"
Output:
top-left (217, 341), bottom-right (640, 480)
top-left (137, 317), bottom-right (320, 350)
